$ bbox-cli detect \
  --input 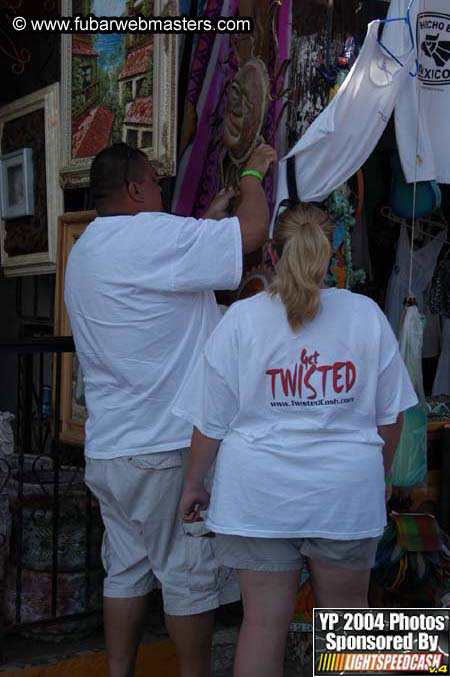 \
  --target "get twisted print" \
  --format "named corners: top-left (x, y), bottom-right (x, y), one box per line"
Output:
top-left (266, 347), bottom-right (356, 406)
